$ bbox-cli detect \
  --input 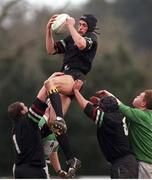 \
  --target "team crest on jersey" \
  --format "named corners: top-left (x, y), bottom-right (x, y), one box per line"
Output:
top-left (84, 37), bottom-right (93, 49)
top-left (64, 65), bottom-right (70, 71)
